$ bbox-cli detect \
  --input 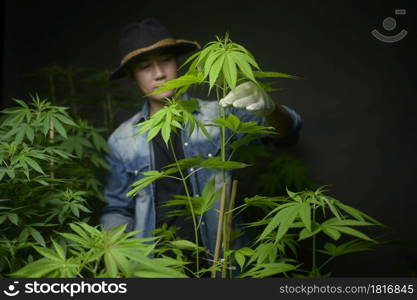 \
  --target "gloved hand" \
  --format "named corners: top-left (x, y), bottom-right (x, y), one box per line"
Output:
top-left (219, 81), bottom-right (275, 116)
